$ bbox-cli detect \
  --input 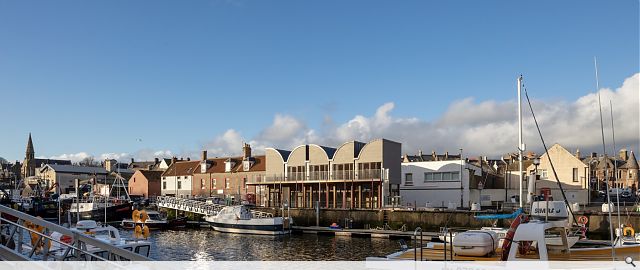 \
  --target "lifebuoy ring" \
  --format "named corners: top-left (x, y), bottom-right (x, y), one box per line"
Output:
top-left (501, 213), bottom-right (530, 261)
top-left (623, 226), bottom-right (635, 237)
top-left (577, 216), bottom-right (589, 225)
